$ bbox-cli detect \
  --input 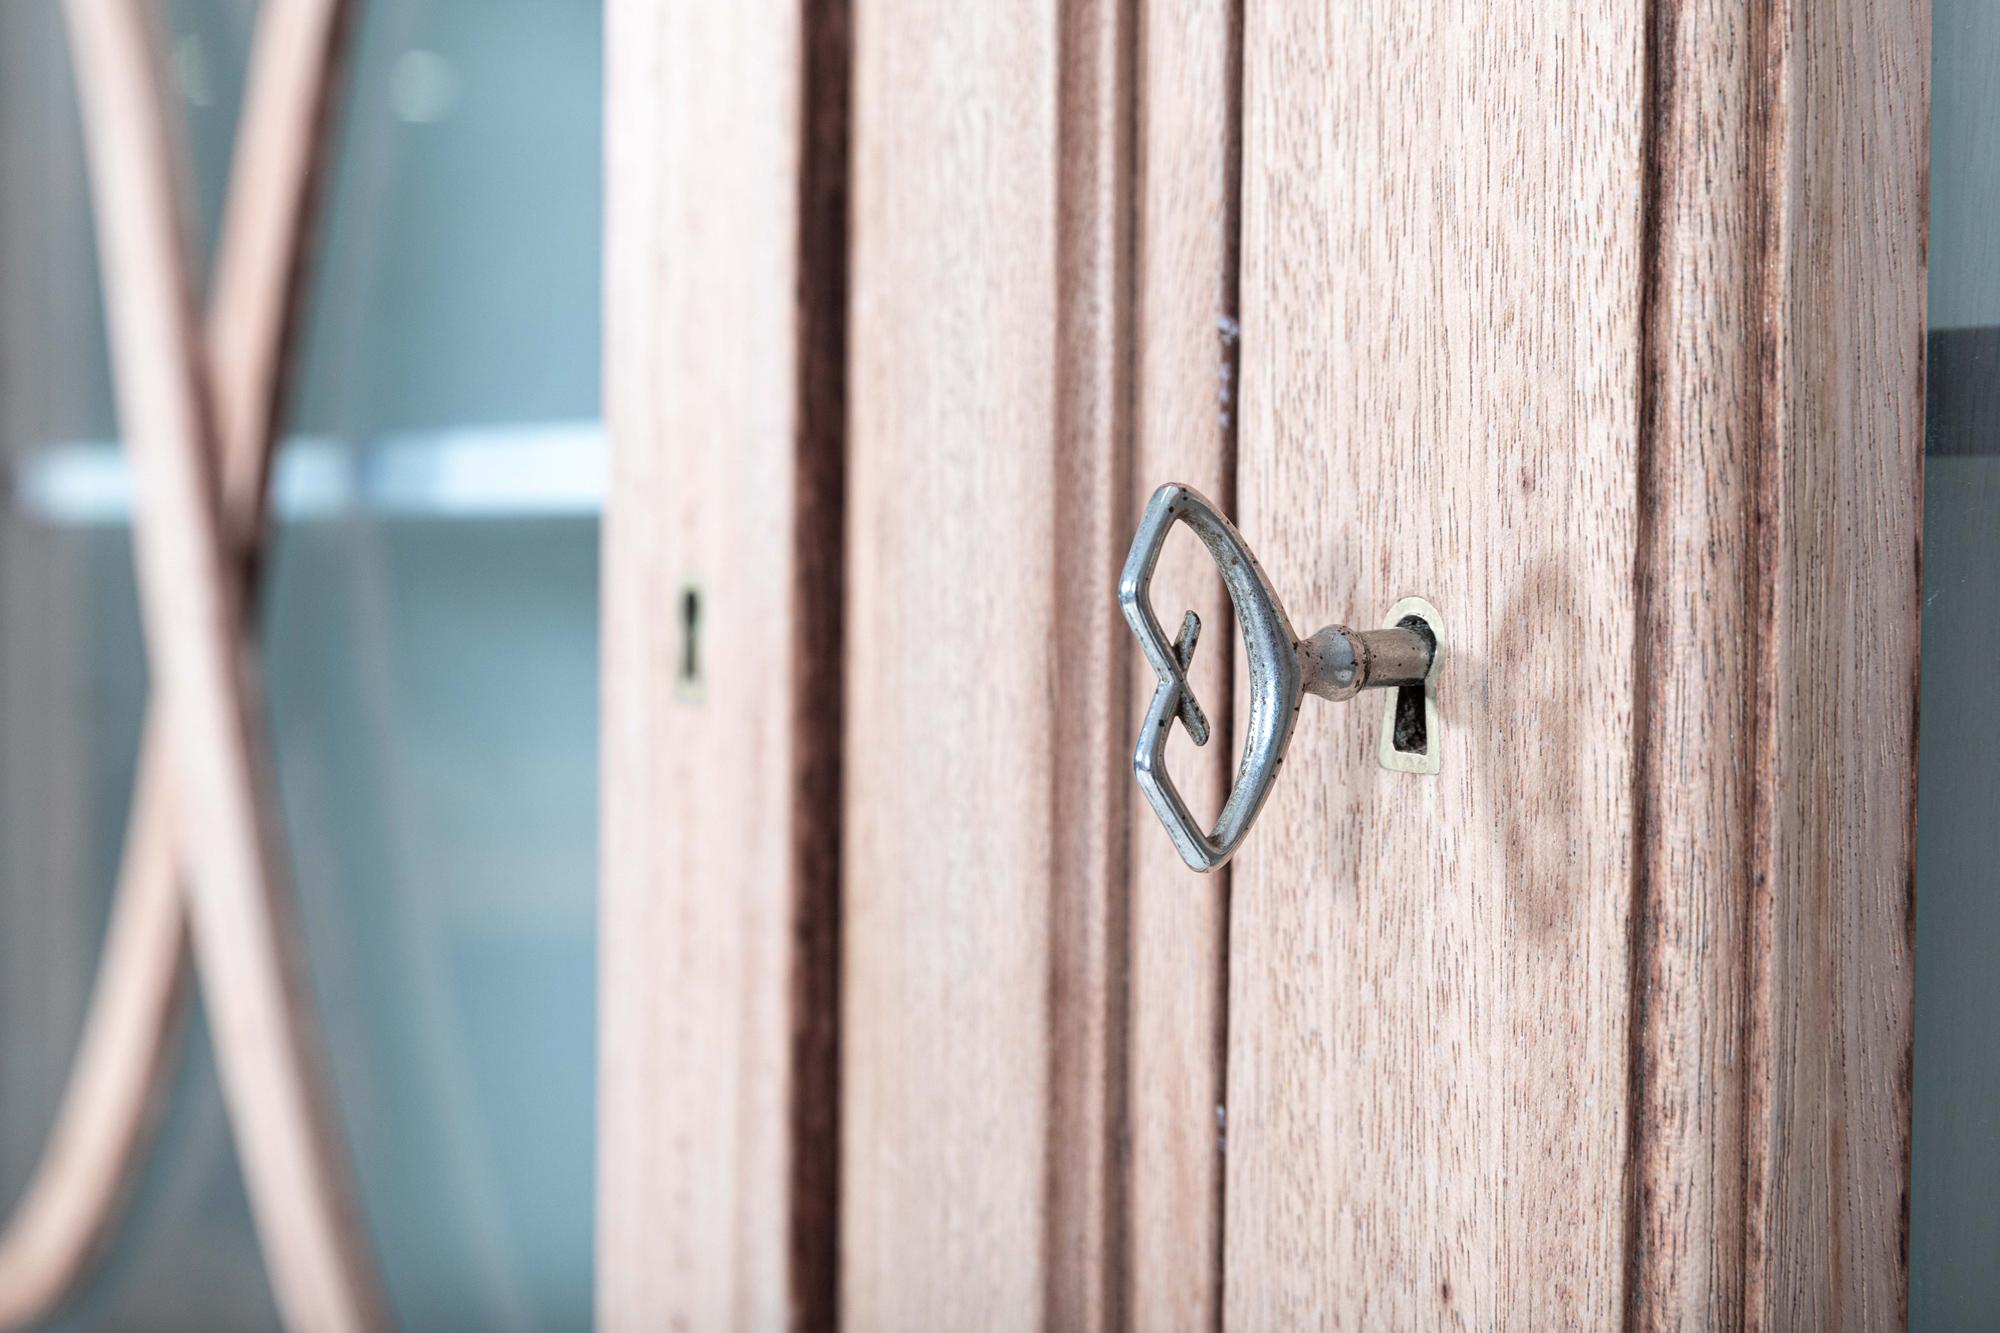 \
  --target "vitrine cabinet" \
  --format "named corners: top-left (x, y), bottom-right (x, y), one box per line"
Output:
top-left (0, 0), bottom-right (1948, 1328)
top-left (602, 0), bottom-right (1925, 1328)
